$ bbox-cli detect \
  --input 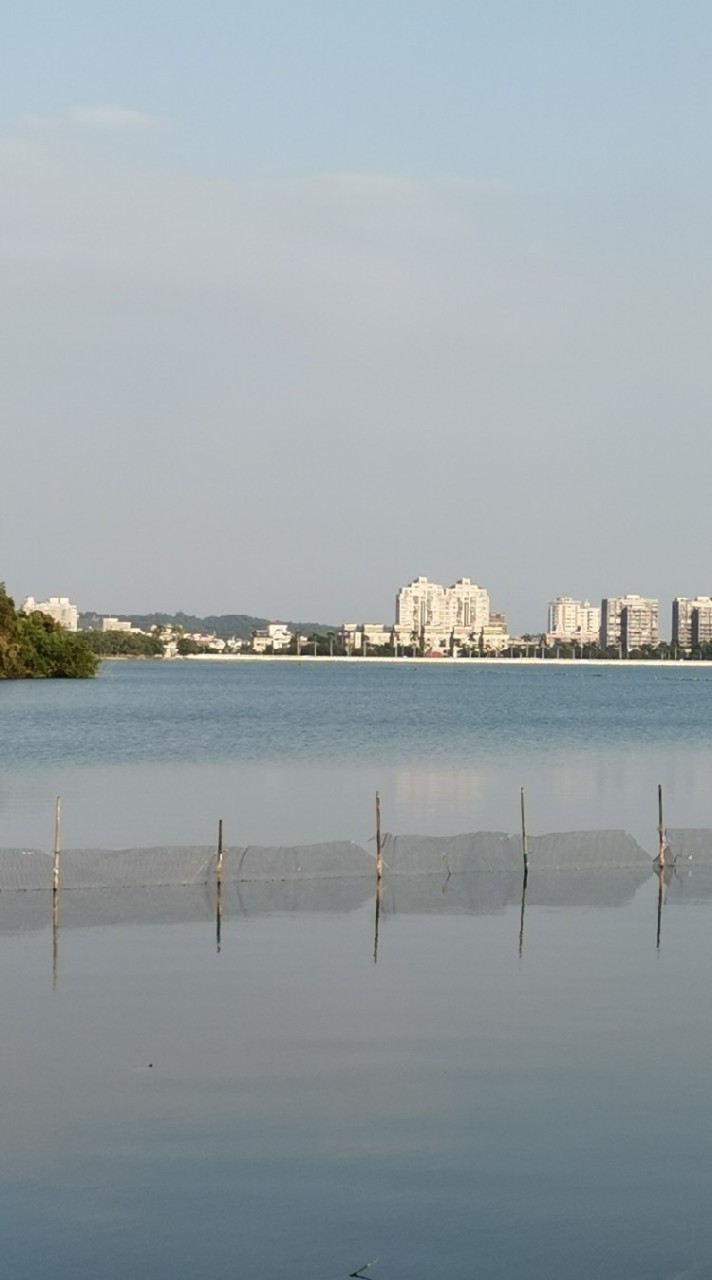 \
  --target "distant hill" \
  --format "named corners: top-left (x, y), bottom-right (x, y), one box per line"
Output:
top-left (79, 611), bottom-right (336, 639)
